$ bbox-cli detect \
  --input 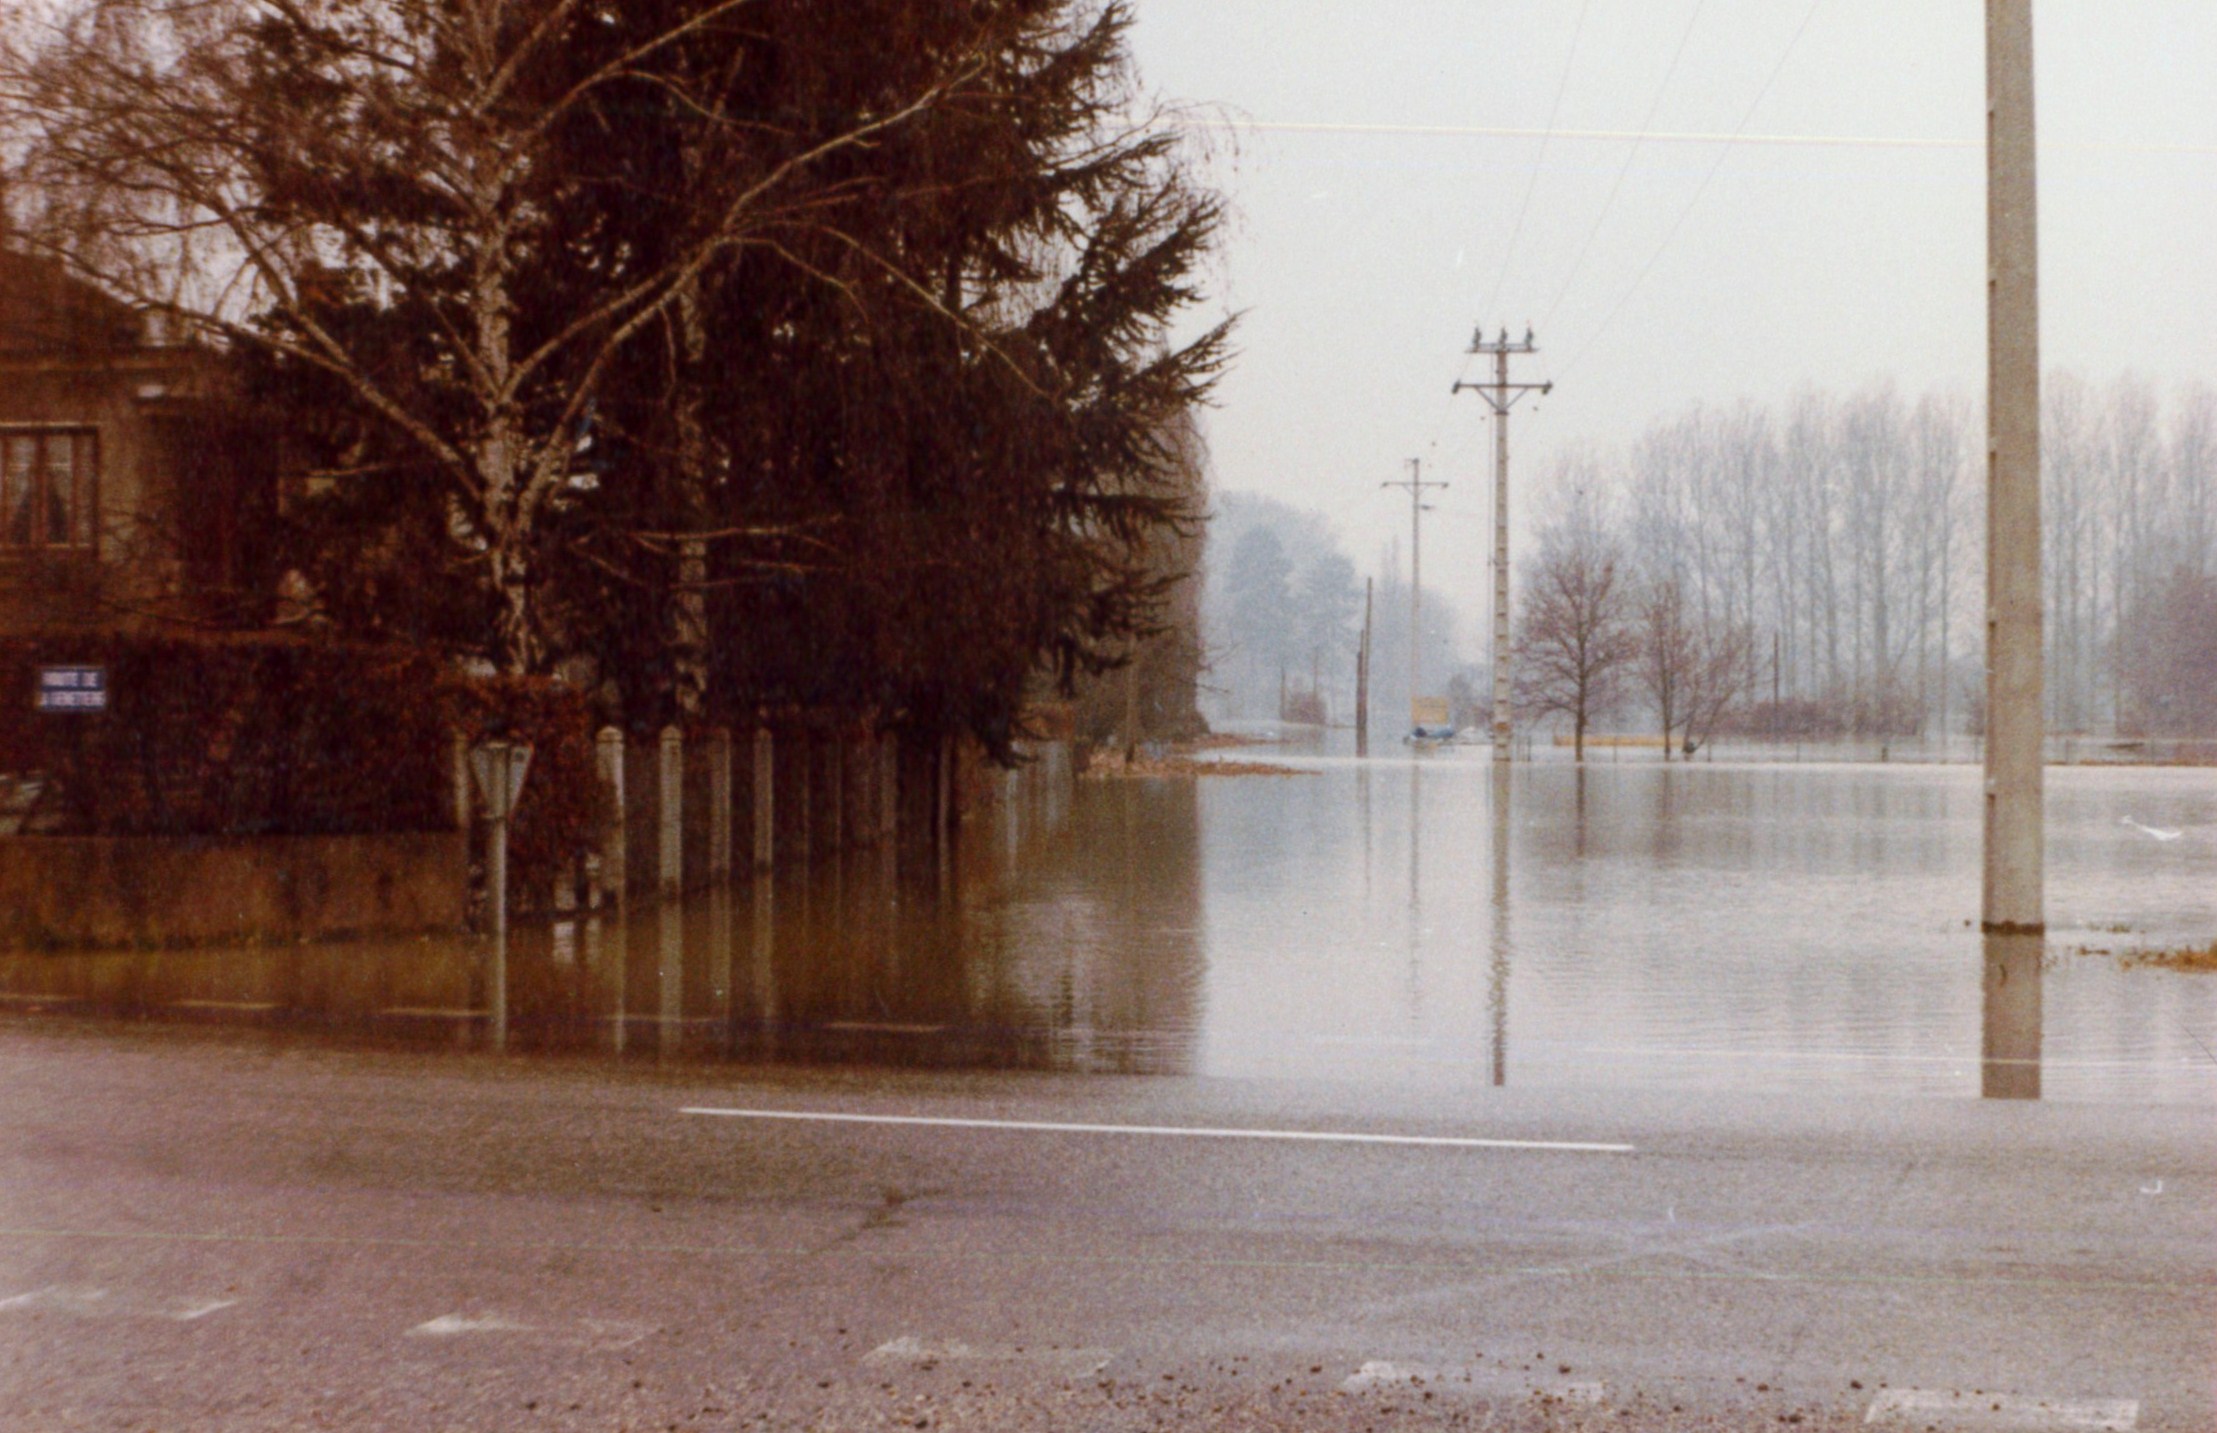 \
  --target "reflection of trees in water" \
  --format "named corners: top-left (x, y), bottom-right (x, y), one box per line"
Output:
top-left (733, 778), bottom-right (1205, 1075)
